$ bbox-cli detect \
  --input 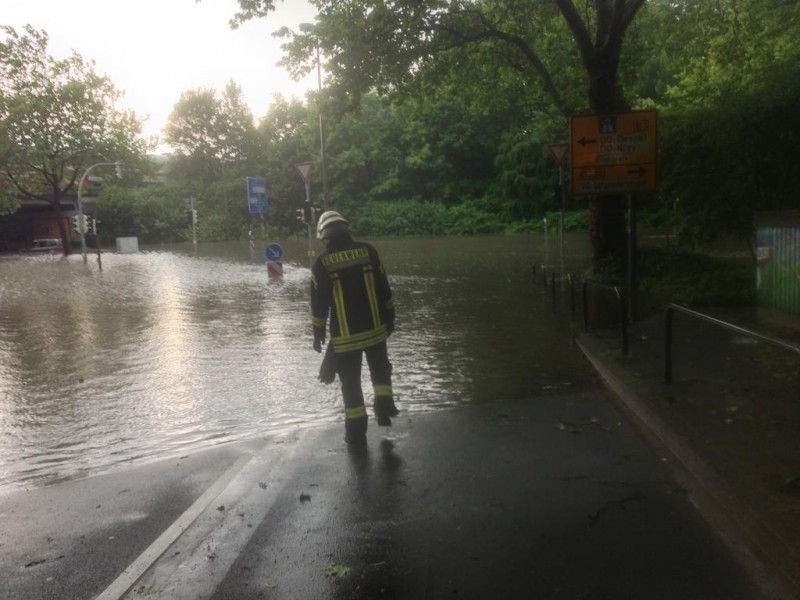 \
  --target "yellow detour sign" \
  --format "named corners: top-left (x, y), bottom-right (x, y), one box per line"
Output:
top-left (570, 110), bottom-right (658, 195)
